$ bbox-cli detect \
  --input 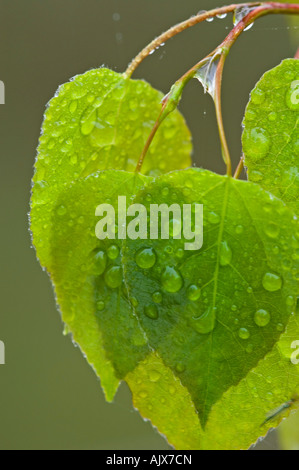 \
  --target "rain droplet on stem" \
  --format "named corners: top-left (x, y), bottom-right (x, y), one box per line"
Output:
top-left (233, 6), bottom-right (255, 31)
top-left (194, 52), bottom-right (221, 100)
